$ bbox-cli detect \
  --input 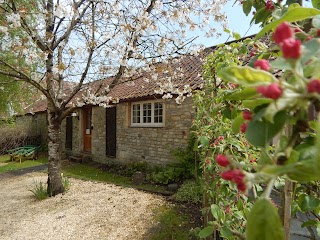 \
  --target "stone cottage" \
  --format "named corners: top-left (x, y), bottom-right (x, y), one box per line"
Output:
top-left (18, 52), bottom-right (204, 165)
